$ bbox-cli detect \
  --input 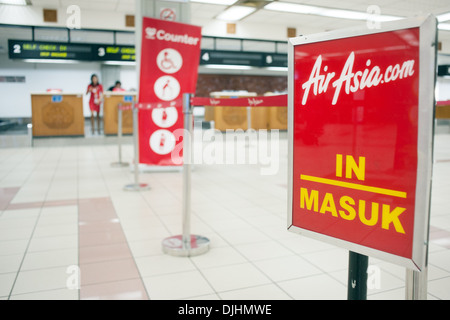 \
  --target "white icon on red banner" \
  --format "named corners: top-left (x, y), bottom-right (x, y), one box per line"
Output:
top-left (154, 75), bottom-right (180, 101)
top-left (149, 129), bottom-right (176, 155)
top-left (145, 27), bottom-right (157, 39)
top-left (157, 48), bottom-right (183, 74)
top-left (151, 106), bottom-right (178, 128)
